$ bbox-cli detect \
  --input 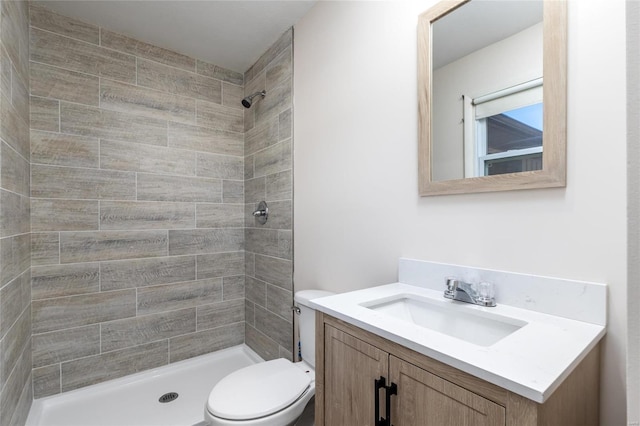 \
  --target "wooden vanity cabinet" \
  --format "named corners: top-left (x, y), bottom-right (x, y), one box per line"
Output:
top-left (315, 312), bottom-right (600, 426)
